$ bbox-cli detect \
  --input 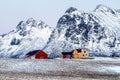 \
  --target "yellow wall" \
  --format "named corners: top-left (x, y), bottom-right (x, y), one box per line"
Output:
top-left (73, 50), bottom-right (80, 58)
top-left (72, 49), bottom-right (89, 59)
